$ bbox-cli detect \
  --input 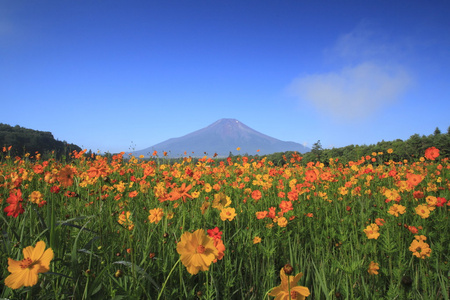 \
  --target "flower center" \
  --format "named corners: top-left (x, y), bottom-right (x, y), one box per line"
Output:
top-left (196, 245), bottom-right (206, 254)
top-left (290, 291), bottom-right (298, 299)
top-left (19, 258), bottom-right (34, 269)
